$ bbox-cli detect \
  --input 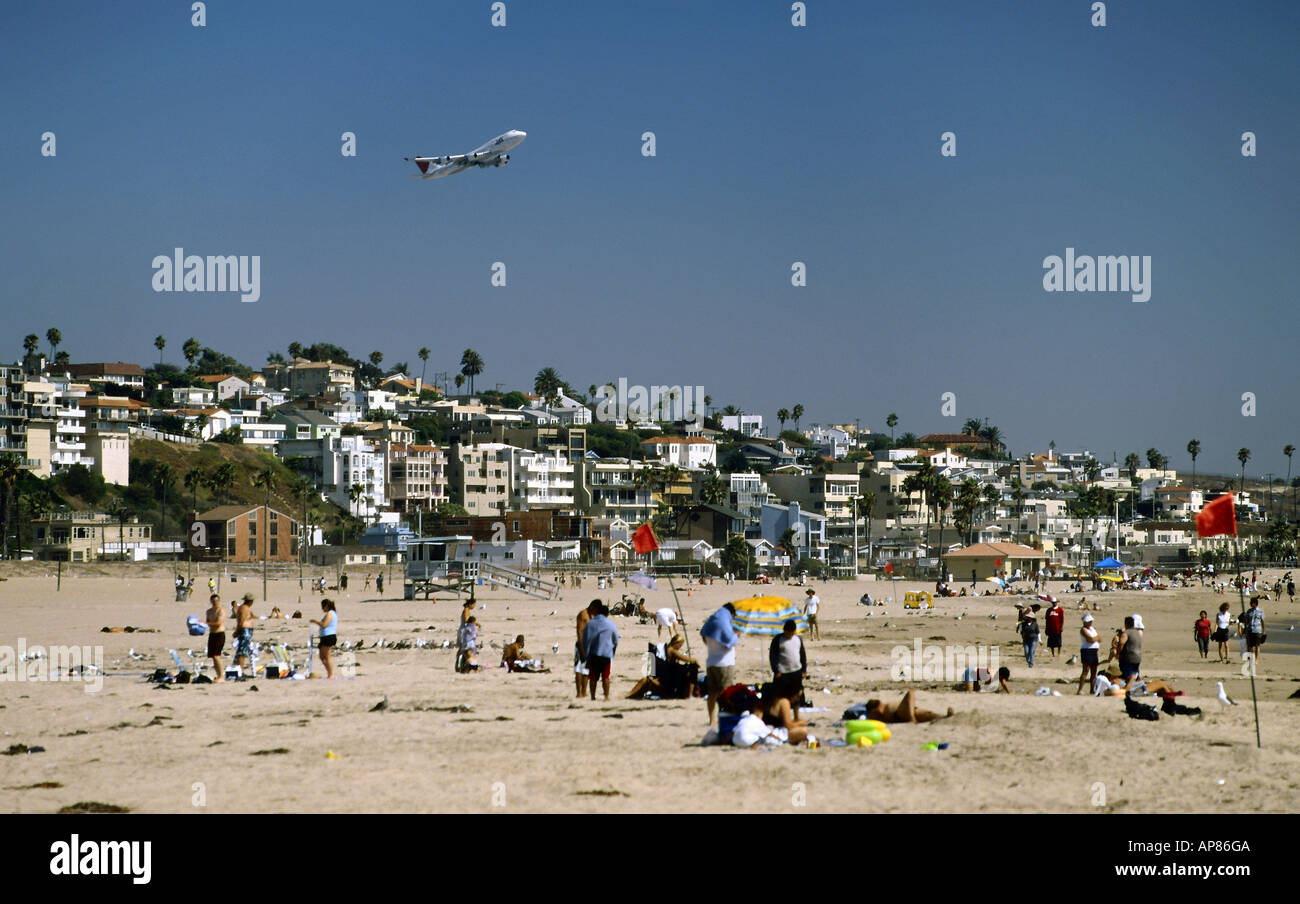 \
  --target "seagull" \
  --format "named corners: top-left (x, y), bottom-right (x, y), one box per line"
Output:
top-left (1216, 682), bottom-right (1236, 706)
top-left (128, 648), bottom-right (145, 660)
top-left (370, 695), bottom-right (389, 712)
top-left (552, 643), bottom-right (560, 653)
top-left (548, 610), bottom-right (557, 616)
